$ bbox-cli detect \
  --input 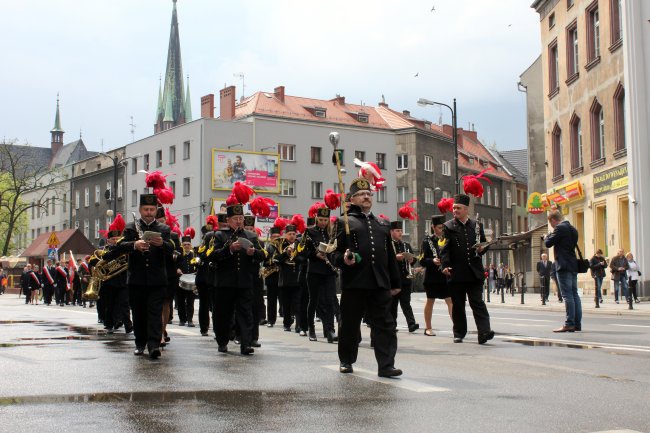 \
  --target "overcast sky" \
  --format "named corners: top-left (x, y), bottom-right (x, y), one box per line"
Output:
top-left (2, 0), bottom-right (541, 152)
